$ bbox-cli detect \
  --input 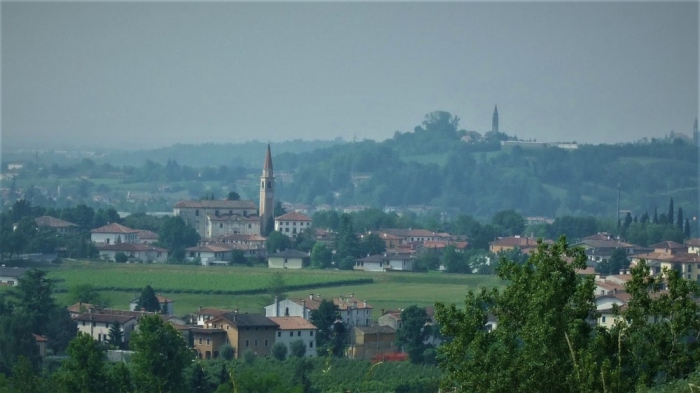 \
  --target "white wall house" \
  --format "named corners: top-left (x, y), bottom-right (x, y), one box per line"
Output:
top-left (185, 244), bottom-right (233, 265)
top-left (75, 313), bottom-right (137, 344)
top-left (269, 316), bottom-right (318, 357)
top-left (129, 295), bottom-right (174, 316)
top-left (98, 243), bottom-right (168, 263)
top-left (91, 223), bottom-right (139, 245)
top-left (268, 249), bottom-right (309, 269)
top-left (174, 200), bottom-right (258, 238)
top-left (265, 296), bottom-right (318, 320)
top-left (0, 266), bottom-right (27, 286)
top-left (274, 212), bottom-right (313, 239)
